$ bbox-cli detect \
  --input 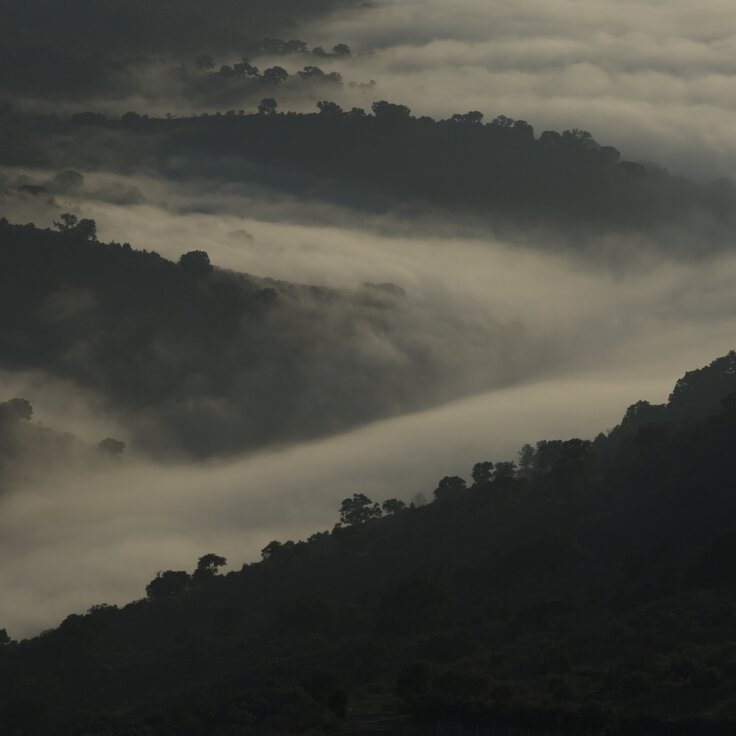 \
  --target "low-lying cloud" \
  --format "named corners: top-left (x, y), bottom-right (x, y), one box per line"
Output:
top-left (298, 0), bottom-right (736, 179)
